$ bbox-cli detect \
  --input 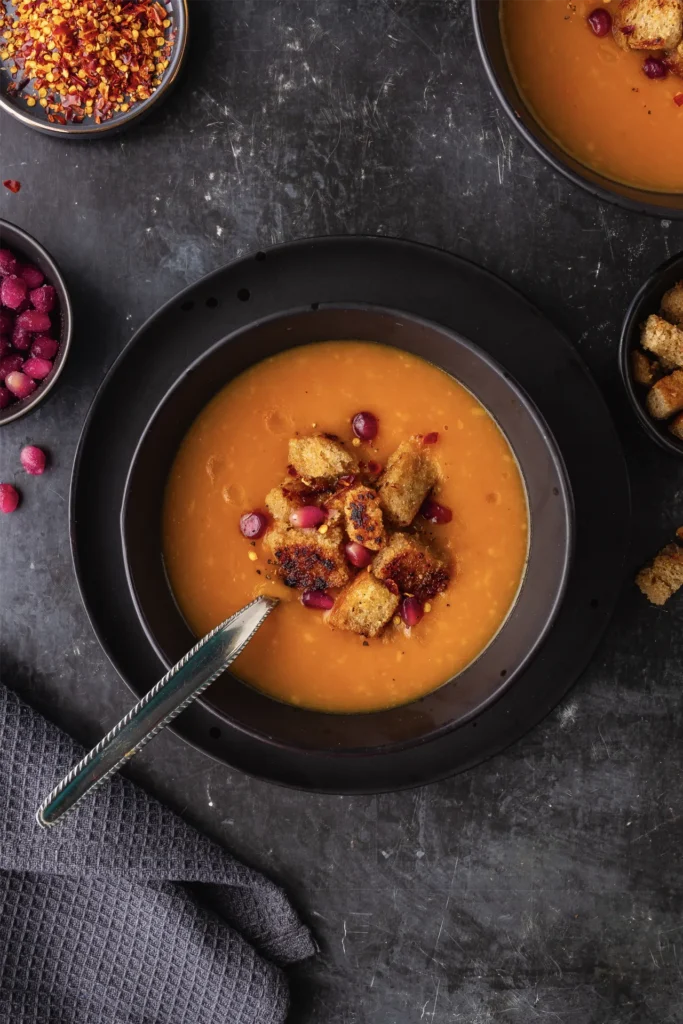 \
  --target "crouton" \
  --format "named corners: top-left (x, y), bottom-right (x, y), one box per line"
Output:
top-left (328, 571), bottom-right (399, 638)
top-left (265, 479), bottom-right (309, 522)
top-left (265, 524), bottom-right (350, 590)
top-left (344, 486), bottom-right (385, 550)
top-left (631, 349), bottom-right (662, 388)
top-left (660, 281), bottom-right (683, 326)
top-left (378, 437), bottom-right (439, 528)
top-left (636, 542), bottom-right (683, 605)
top-left (288, 435), bottom-right (357, 479)
top-left (372, 532), bottom-right (450, 602)
top-left (669, 412), bottom-right (683, 440)
top-left (646, 370), bottom-right (683, 419)
top-left (613, 0), bottom-right (683, 50)
top-left (641, 314), bottom-right (683, 370)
